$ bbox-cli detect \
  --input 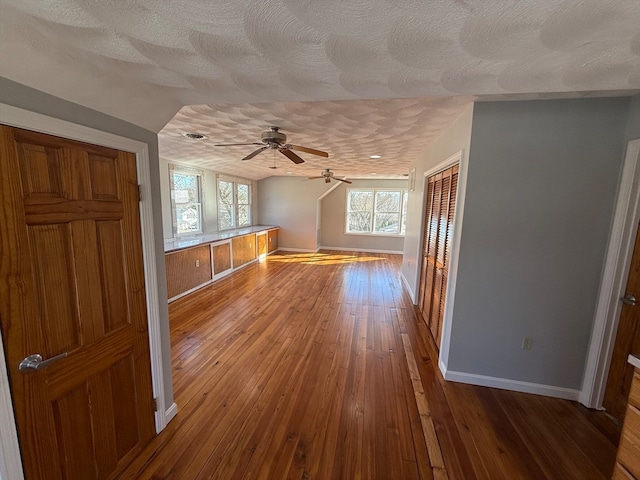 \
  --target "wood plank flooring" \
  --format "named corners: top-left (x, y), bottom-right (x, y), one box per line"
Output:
top-left (119, 251), bottom-right (620, 479)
